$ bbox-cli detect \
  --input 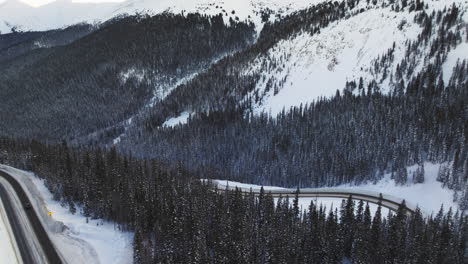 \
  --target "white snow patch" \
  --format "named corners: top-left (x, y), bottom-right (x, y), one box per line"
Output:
top-left (163, 111), bottom-right (192, 128)
top-left (119, 68), bottom-right (146, 83)
top-left (443, 42), bottom-right (468, 84)
top-left (30, 176), bottom-right (134, 264)
top-left (147, 71), bottom-right (201, 108)
top-left (334, 163), bottom-right (457, 216)
top-left (33, 40), bottom-right (50, 48)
